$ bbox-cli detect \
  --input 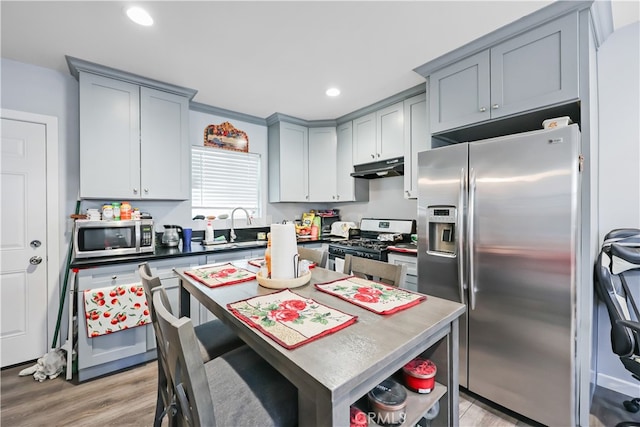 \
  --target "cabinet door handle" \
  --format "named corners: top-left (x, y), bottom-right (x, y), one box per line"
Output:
top-left (370, 154), bottom-right (375, 159)
top-left (479, 107), bottom-right (487, 112)
top-left (144, 188), bottom-right (149, 194)
top-left (133, 188), bottom-right (138, 195)
top-left (377, 153), bottom-right (380, 158)
top-left (491, 104), bottom-right (500, 110)
top-left (112, 275), bottom-right (117, 280)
